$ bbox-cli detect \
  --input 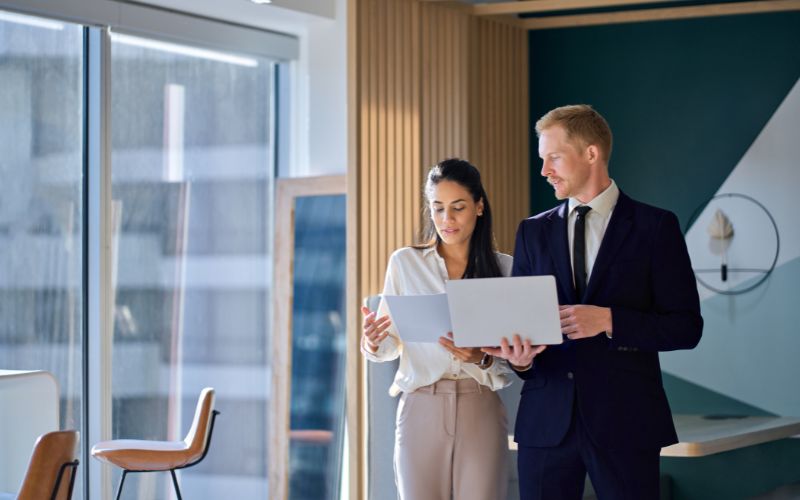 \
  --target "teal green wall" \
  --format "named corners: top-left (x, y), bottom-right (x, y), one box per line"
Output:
top-left (528, 12), bottom-right (800, 500)
top-left (528, 12), bottom-right (800, 228)
top-left (662, 373), bottom-right (771, 418)
top-left (661, 439), bottom-right (800, 499)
